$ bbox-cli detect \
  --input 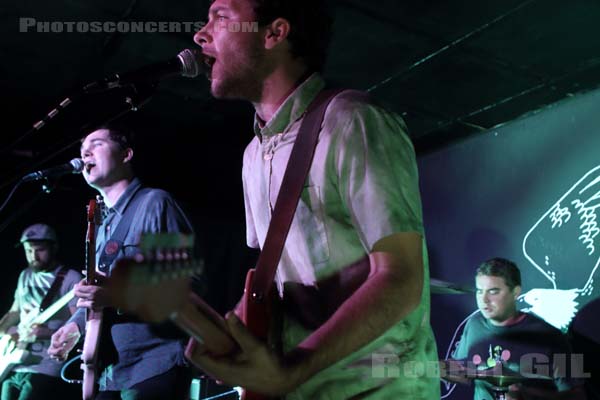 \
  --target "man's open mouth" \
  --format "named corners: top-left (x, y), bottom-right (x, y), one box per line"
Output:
top-left (203, 56), bottom-right (216, 79)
